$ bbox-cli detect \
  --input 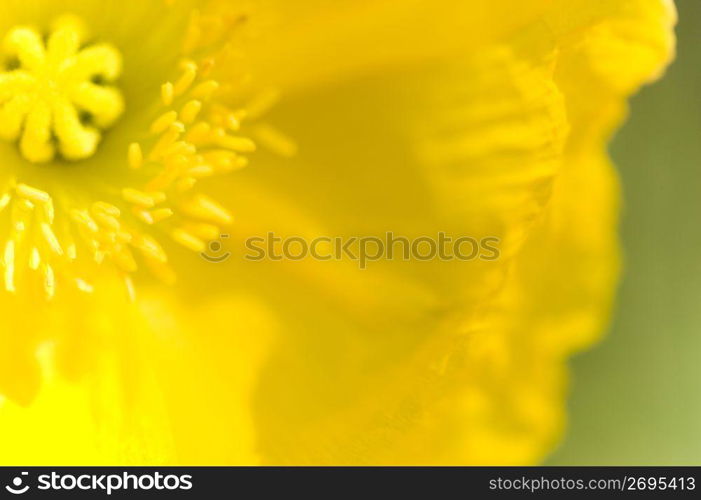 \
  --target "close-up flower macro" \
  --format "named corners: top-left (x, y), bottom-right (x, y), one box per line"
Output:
top-left (0, 0), bottom-right (698, 473)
